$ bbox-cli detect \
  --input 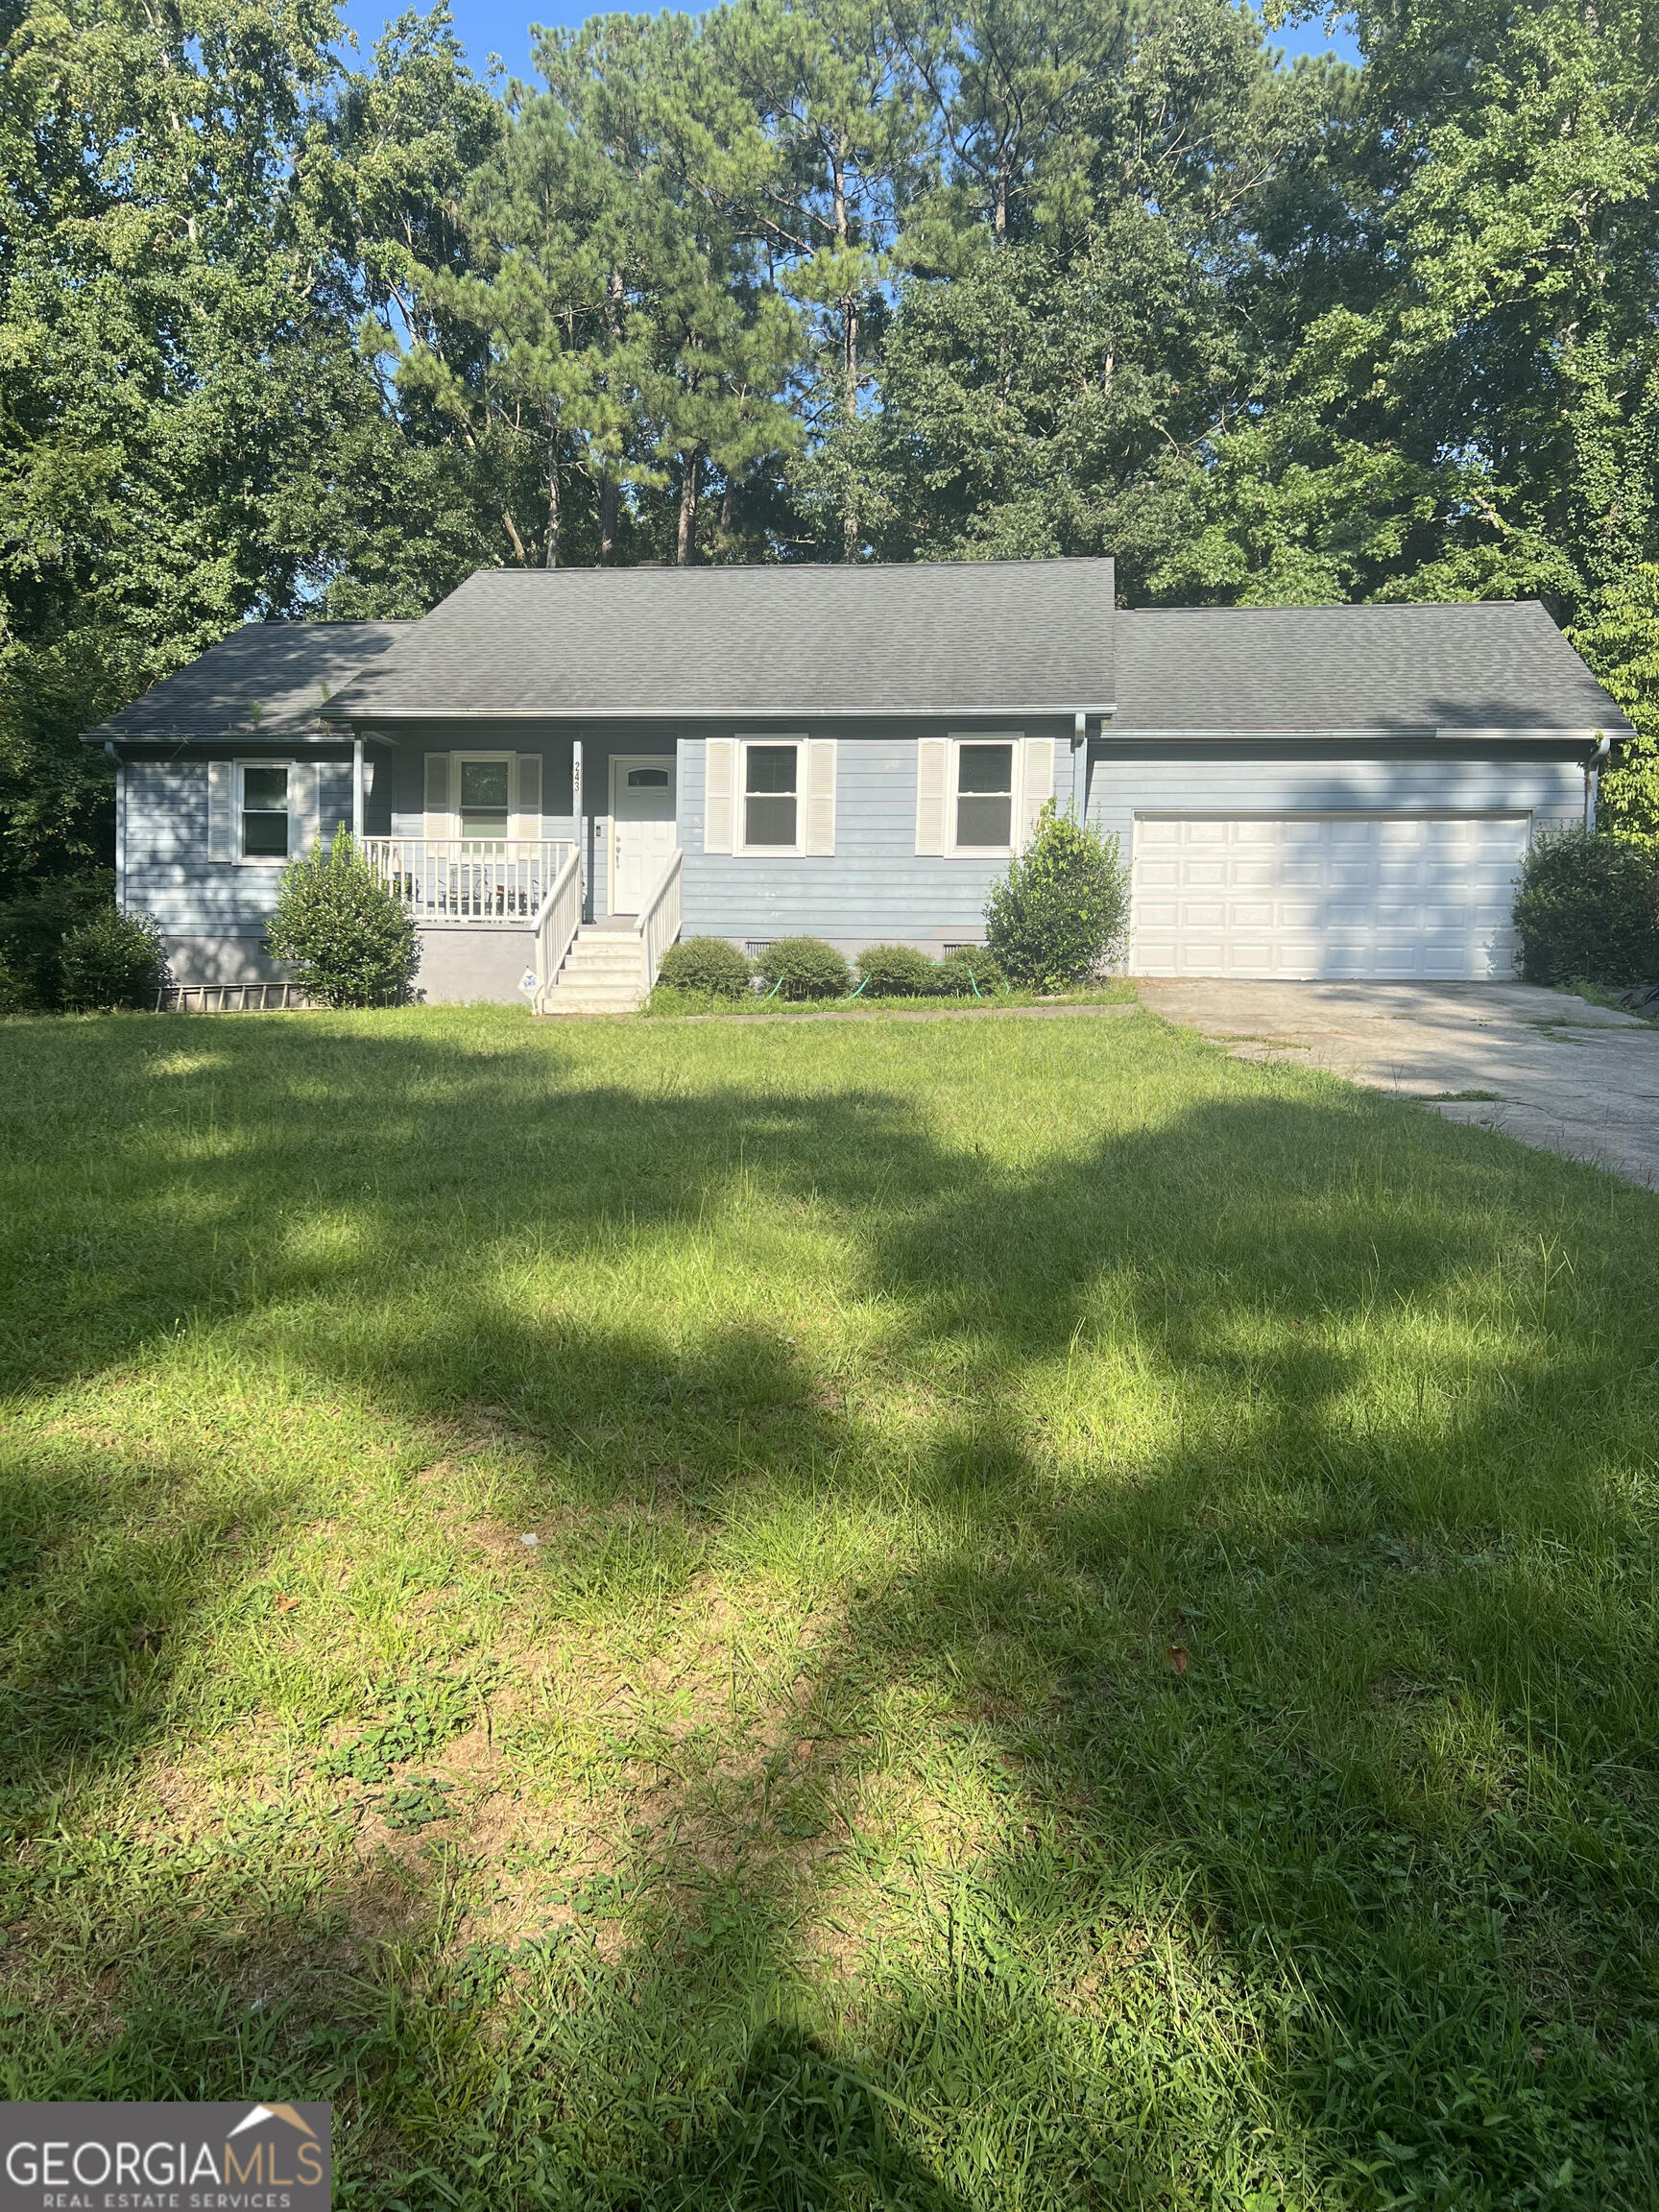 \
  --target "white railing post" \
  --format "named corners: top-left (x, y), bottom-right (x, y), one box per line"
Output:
top-left (529, 848), bottom-right (583, 1014)
top-left (634, 848), bottom-right (683, 996)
